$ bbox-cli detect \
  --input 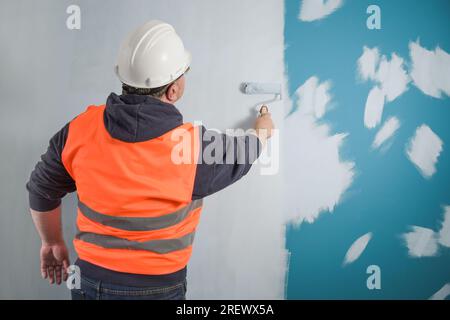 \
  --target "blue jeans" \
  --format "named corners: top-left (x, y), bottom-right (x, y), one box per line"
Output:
top-left (71, 274), bottom-right (187, 300)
